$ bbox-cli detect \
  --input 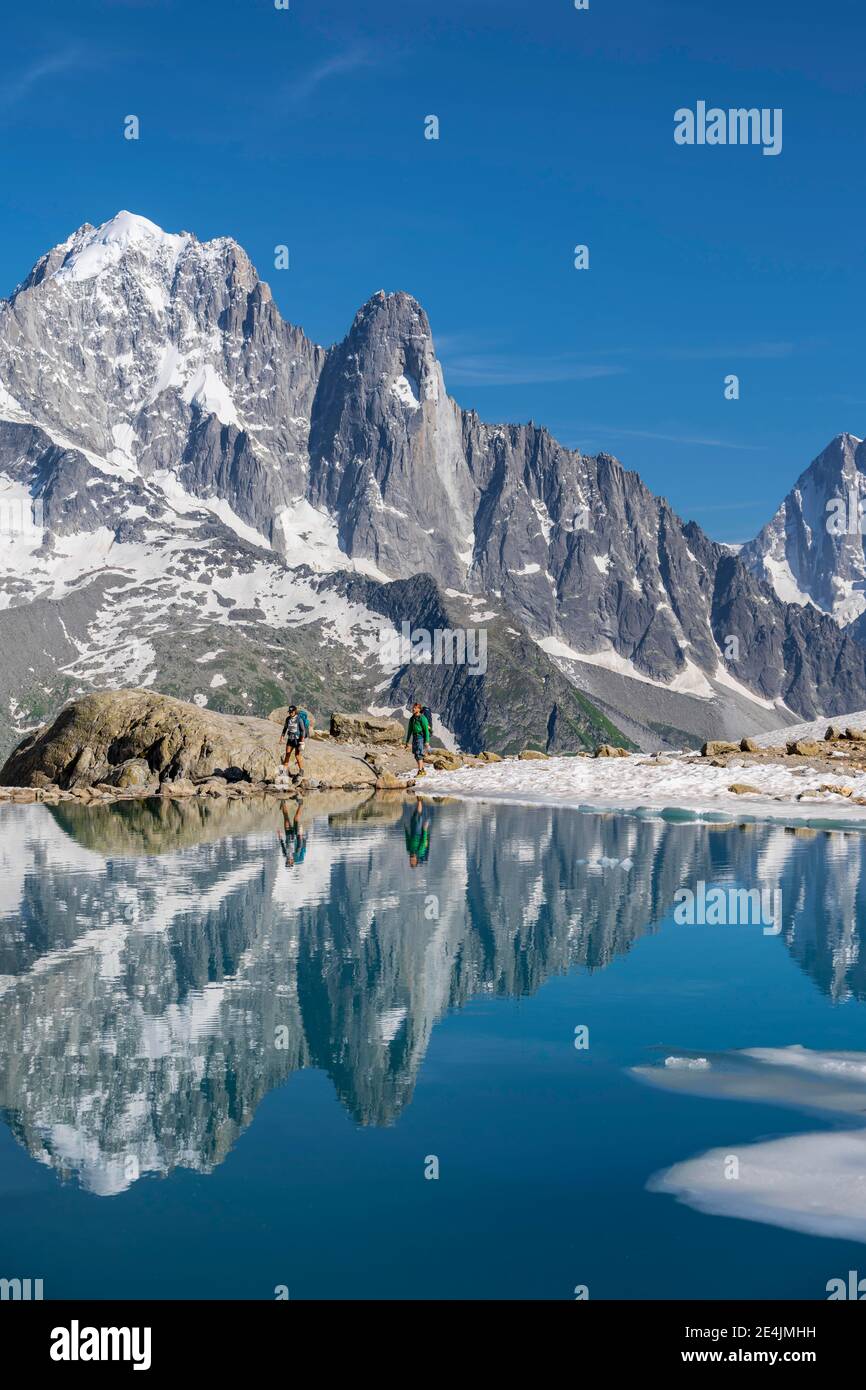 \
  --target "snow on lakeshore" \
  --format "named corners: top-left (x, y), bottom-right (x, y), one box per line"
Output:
top-left (422, 752), bottom-right (866, 826)
top-left (751, 709), bottom-right (866, 748)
